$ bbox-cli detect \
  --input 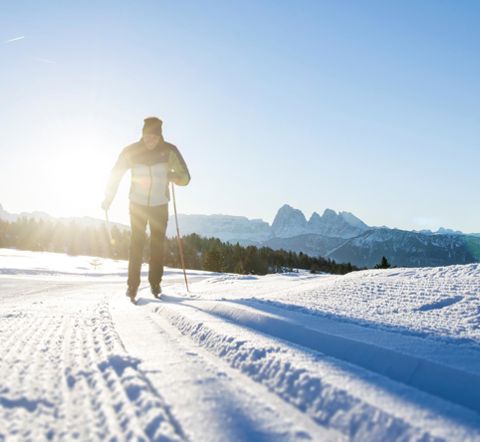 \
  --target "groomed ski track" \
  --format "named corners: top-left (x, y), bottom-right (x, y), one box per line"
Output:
top-left (1, 265), bottom-right (480, 440)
